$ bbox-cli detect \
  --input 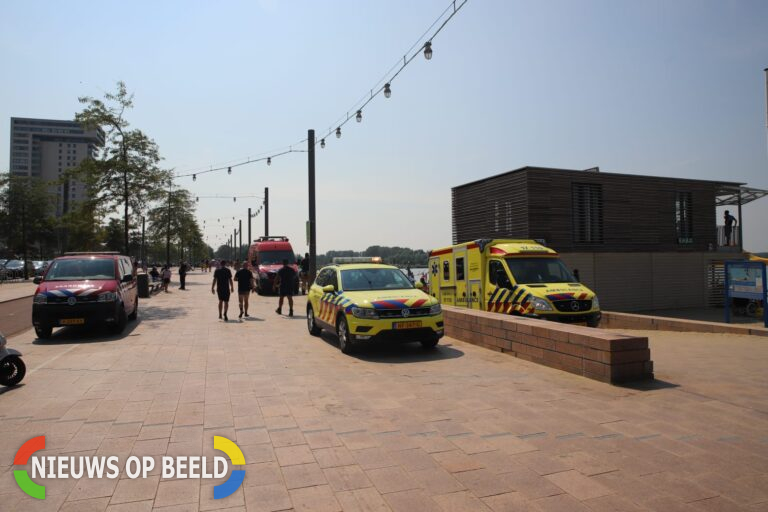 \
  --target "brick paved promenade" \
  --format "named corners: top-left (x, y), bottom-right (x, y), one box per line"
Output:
top-left (1, 271), bottom-right (767, 511)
